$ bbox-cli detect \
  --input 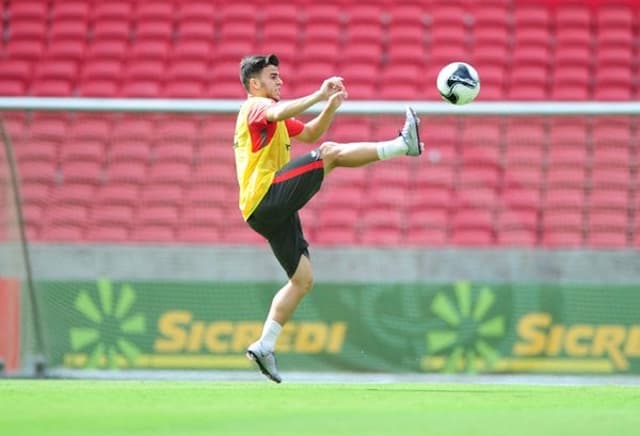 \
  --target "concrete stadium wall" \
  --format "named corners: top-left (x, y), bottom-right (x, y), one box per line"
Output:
top-left (1, 244), bottom-right (639, 284)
